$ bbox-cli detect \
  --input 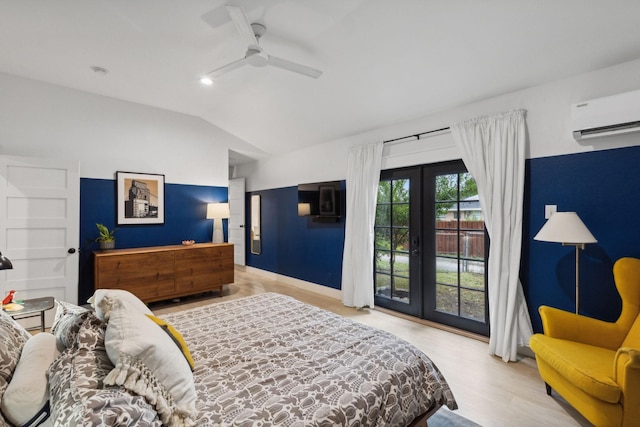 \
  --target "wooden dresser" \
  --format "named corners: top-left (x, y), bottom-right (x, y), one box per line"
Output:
top-left (94, 243), bottom-right (234, 303)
